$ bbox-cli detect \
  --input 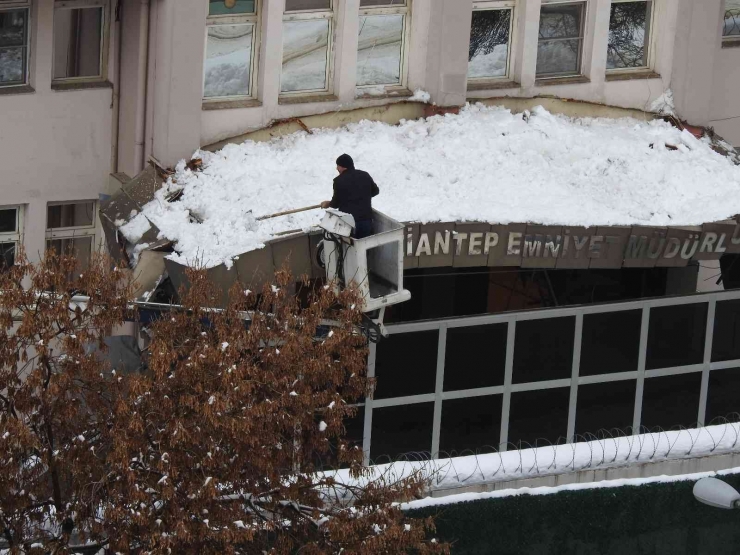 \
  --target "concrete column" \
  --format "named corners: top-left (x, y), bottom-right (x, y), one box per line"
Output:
top-left (424, 0), bottom-right (473, 106)
top-left (149, 0), bottom-right (205, 168)
top-left (586, 0), bottom-right (611, 84)
top-left (335, 0), bottom-right (360, 102)
top-left (670, 0), bottom-right (724, 125)
top-left (32, 0), bottom-right (54, 93)
top-left (258, 0), bottom-right (285, 116)
top-left (405, 0), bottom-right (431, 93)
top-left (513, 0), bottom-right (541, 89)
